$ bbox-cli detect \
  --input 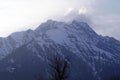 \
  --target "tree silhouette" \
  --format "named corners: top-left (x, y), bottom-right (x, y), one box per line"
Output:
top-left (48, 54), bottom-right (70, 80)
